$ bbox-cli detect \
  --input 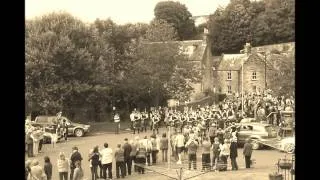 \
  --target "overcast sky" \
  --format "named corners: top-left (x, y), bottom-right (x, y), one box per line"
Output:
top-left (25, 0), bottom-right (230, 24)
